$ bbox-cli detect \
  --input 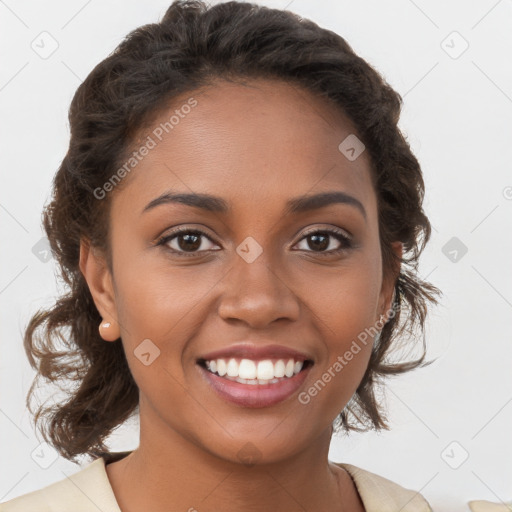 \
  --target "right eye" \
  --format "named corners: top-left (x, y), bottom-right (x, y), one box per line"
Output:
top-left (156, 228), bottom-right (221, 256)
